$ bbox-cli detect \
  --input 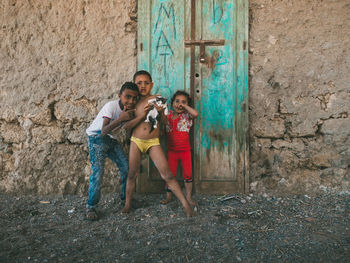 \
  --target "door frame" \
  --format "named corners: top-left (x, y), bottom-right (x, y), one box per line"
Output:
top-left (135, 0), bottom-right (249, 194)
